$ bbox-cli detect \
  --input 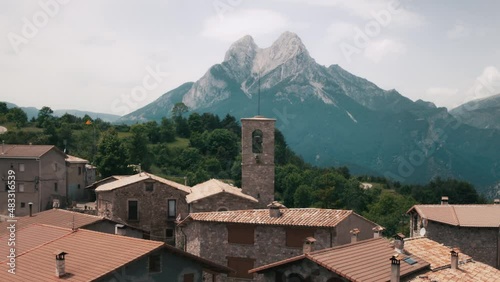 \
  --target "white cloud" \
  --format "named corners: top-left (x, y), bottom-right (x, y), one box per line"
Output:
top-left (363, 39), bottom-right (406, 63)
top-left (465, 66), bottom-right (500, 101)
top-left (447, 24), bottom-right (471, 39)
top-left (426, 87), bottom-right (459, 97)
top-left (326, 22), bottom-right (357, 43)
top-left (201, 9), bottom-right (289, 42)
